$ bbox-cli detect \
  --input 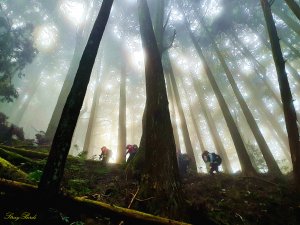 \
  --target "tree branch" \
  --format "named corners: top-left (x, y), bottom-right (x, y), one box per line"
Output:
top-left (162, 30), bottom-right (176, 53)
top-left (163, 10), bottom-right (172, 33)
